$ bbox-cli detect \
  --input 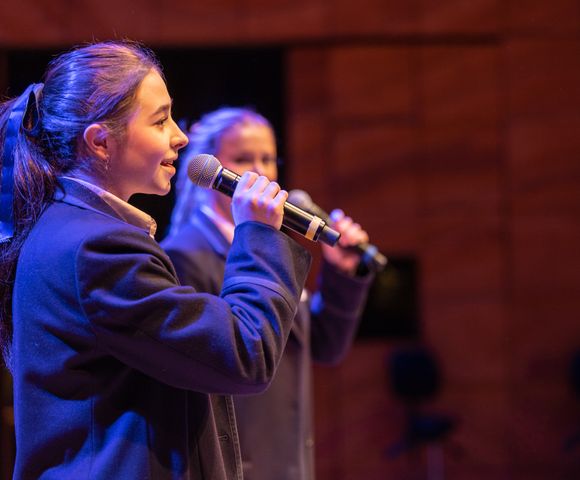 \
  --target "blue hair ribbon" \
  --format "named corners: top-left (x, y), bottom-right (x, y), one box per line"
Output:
top-left (0, 83), bottom-right (43, 240)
